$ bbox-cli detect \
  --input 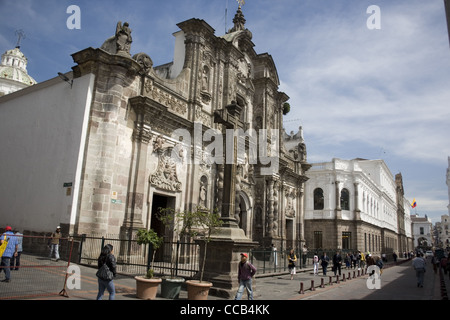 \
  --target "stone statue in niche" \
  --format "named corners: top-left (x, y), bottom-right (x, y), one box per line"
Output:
top-left (199, 185), bottom-right (207, 208)
top-left (199, 176), bottom-right (208, 209)
top-left (200, 65), bottom-right (212, 103)
top-left (201, 66), bottom-right (209, 92)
